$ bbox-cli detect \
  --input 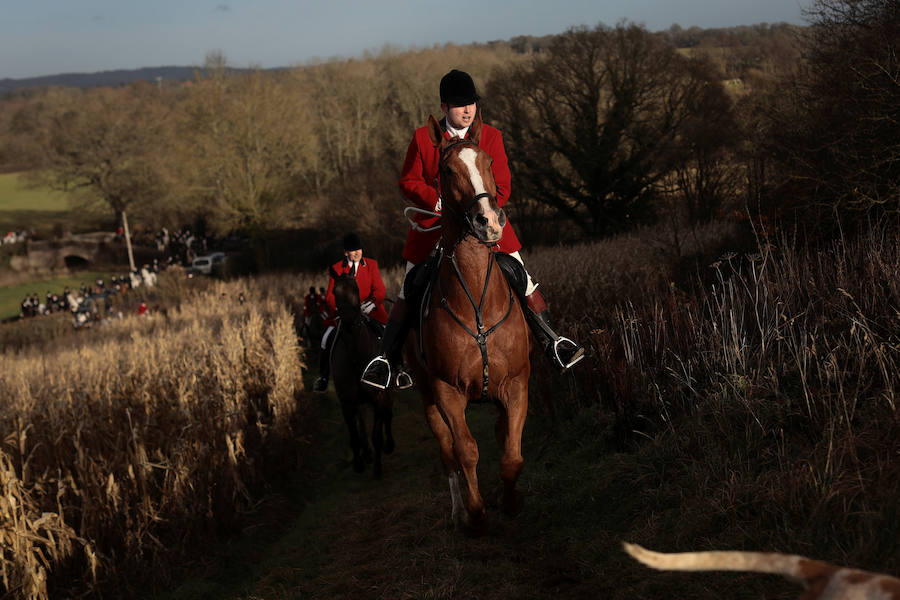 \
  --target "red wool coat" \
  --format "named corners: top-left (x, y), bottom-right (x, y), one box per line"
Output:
top-left (399, 119), bottom-right (522, 264)
top-left (324, 257), bottom-right (388, 326)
